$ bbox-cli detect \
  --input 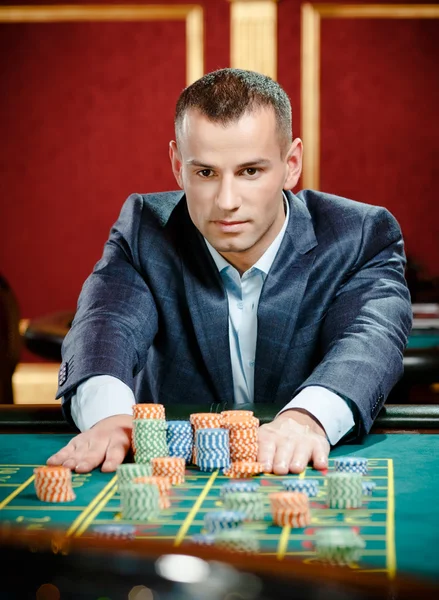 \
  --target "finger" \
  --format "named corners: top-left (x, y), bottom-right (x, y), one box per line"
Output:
top-left (101, 439), bottom-right (130, 472)
top-left (311, 438), bottom-right (330, 471)
top-left (272, 438), bottom-right (295, 475)
top-left (46, 441), bottom-right (78, 465)
top-left (74, 439), bottom-right (108, 473)
top-left (288, 438), bottom-right (314, 474)
top-left (258, 432), bottom-right (277, 472)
